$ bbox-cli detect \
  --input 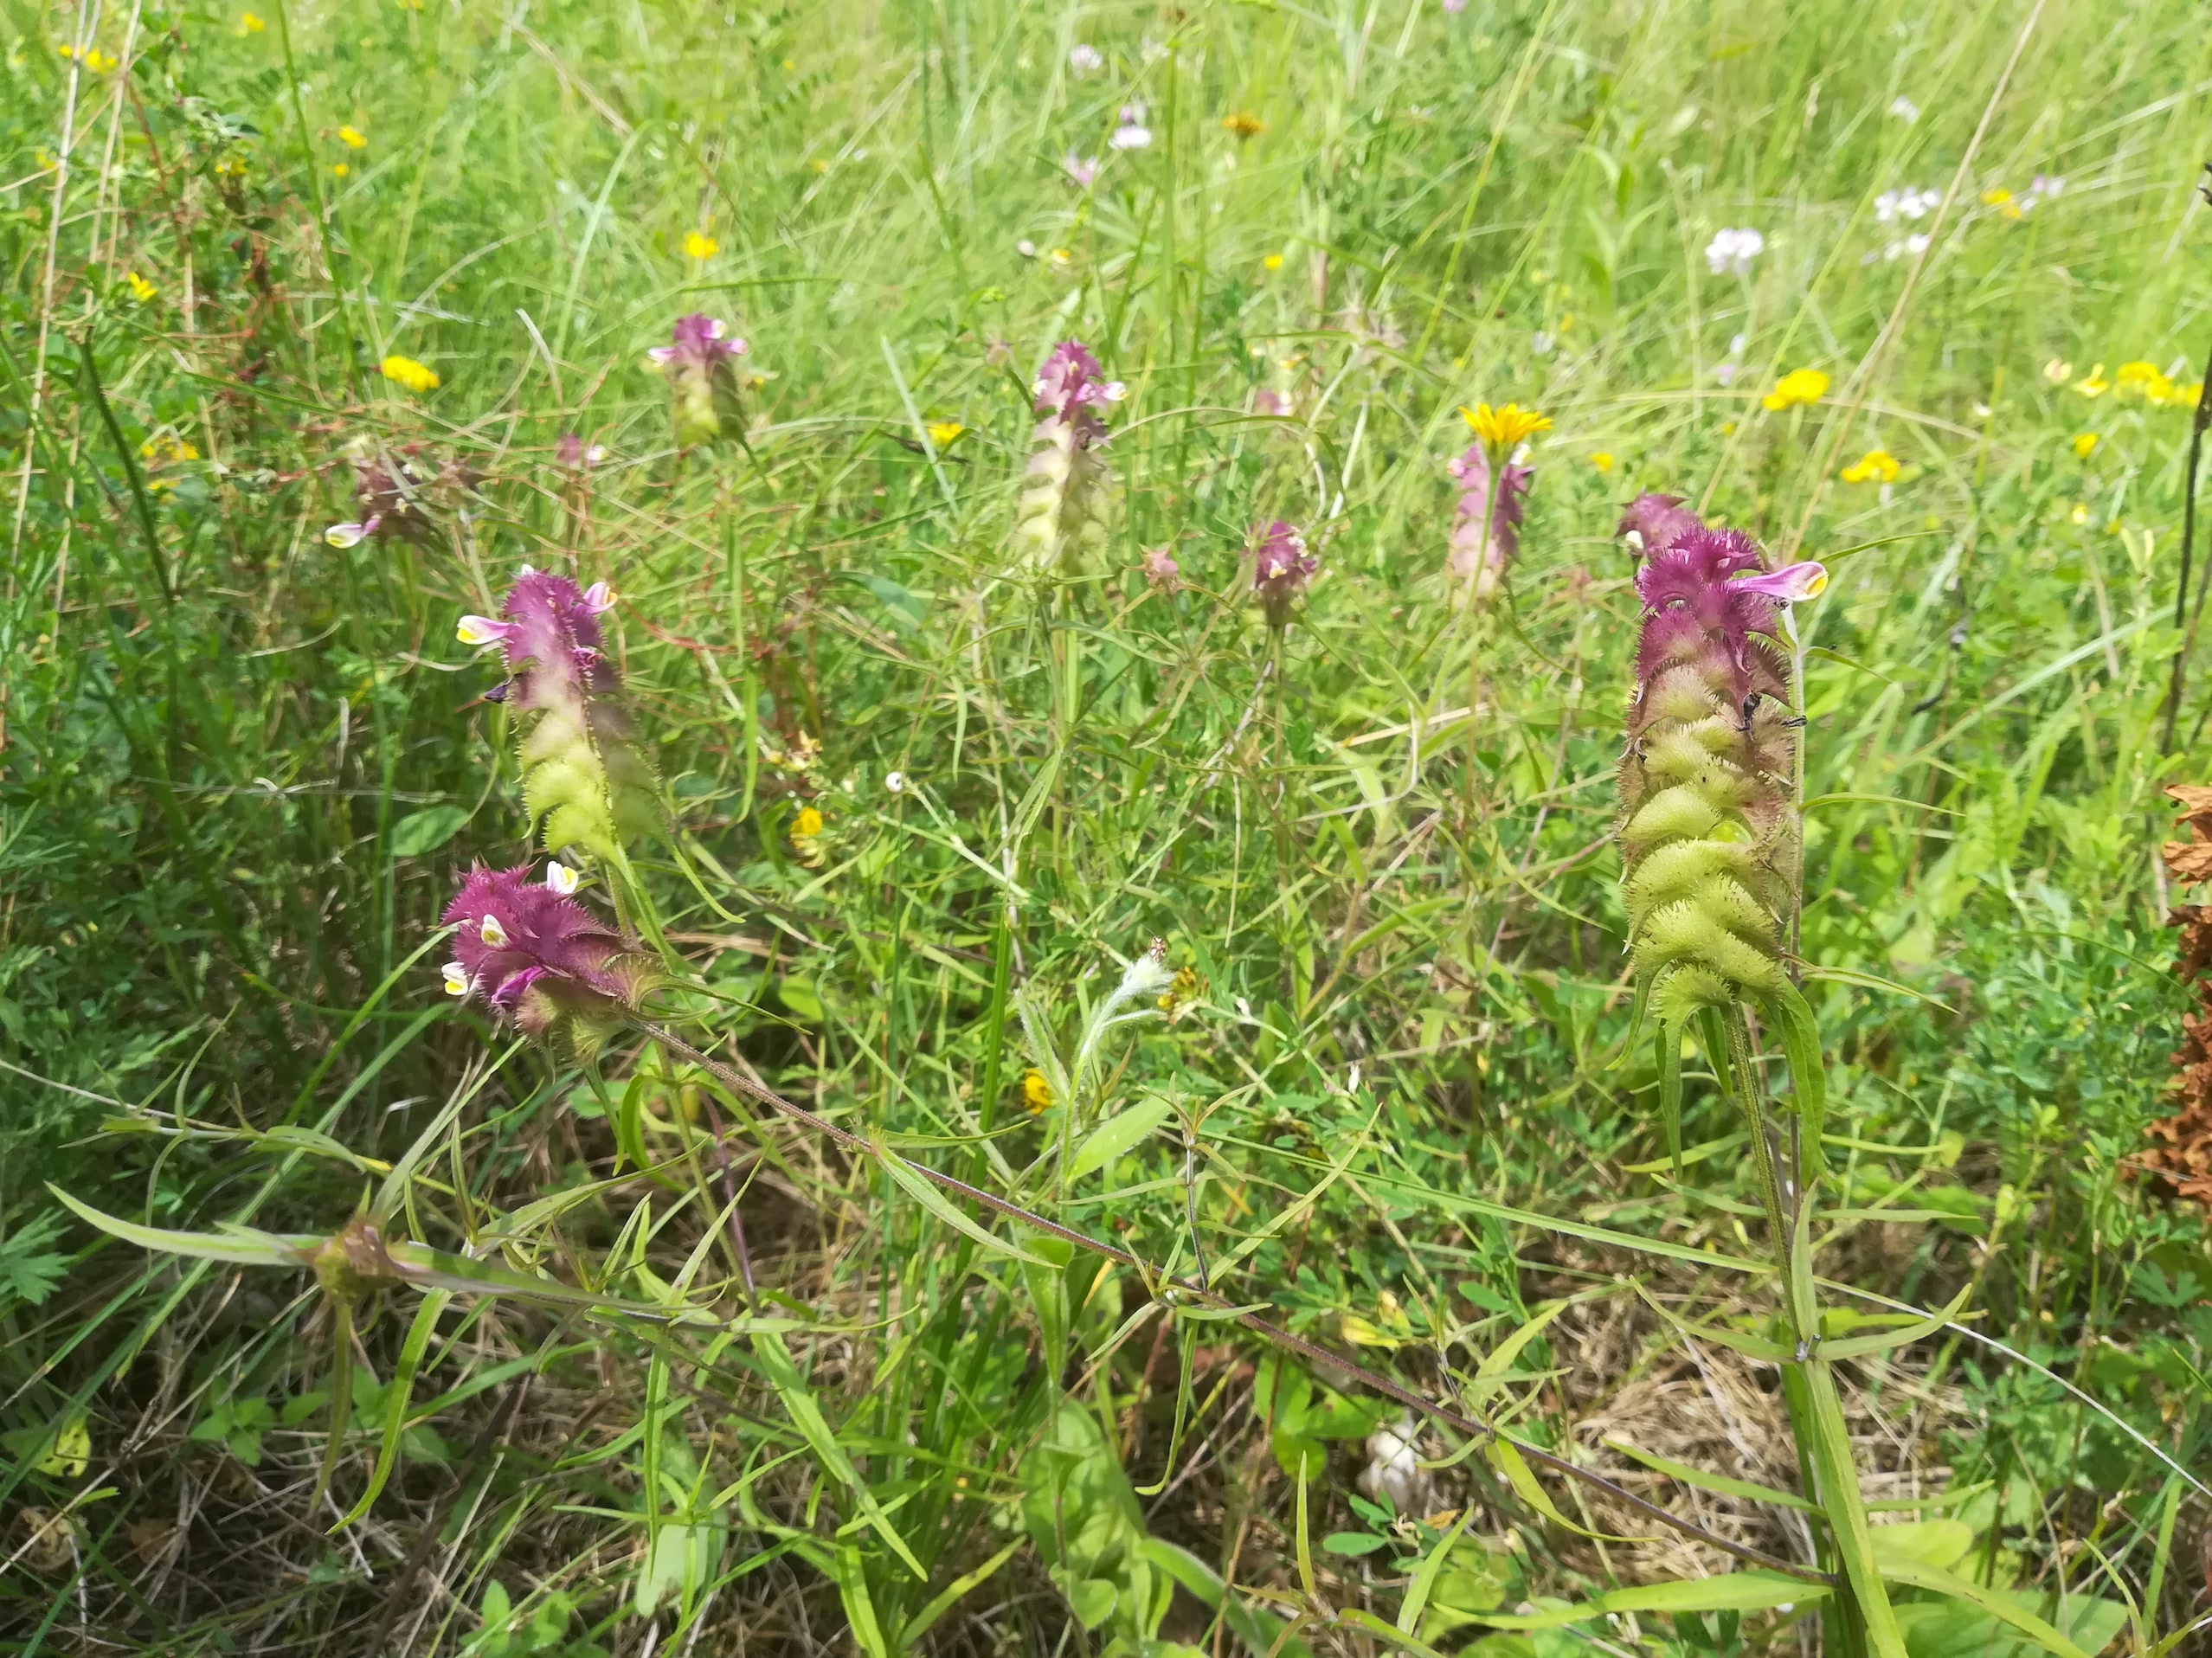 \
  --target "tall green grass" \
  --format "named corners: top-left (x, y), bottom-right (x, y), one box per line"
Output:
top-left (2, 0), bottom-right (2209, 1650)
